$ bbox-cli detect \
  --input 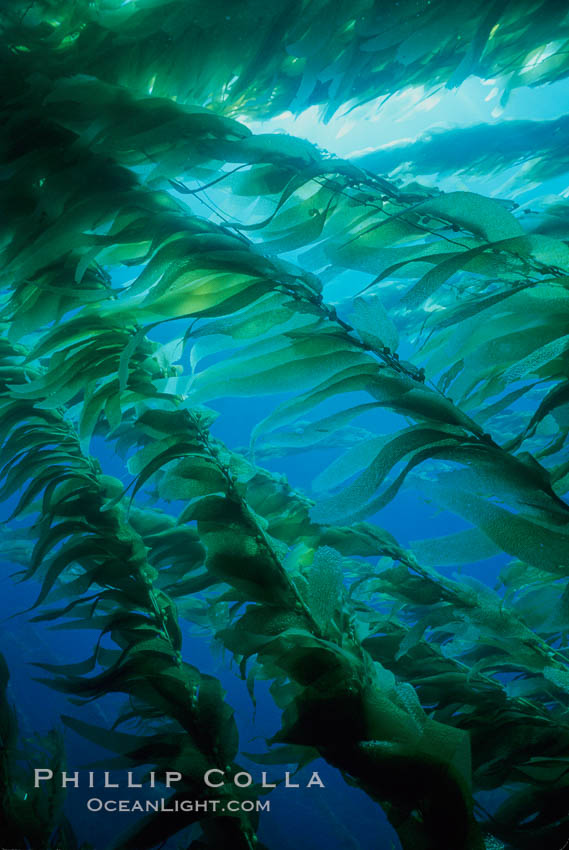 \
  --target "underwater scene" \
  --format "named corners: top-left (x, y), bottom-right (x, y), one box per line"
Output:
top-left (2, 2), bottom-right (569, 849)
